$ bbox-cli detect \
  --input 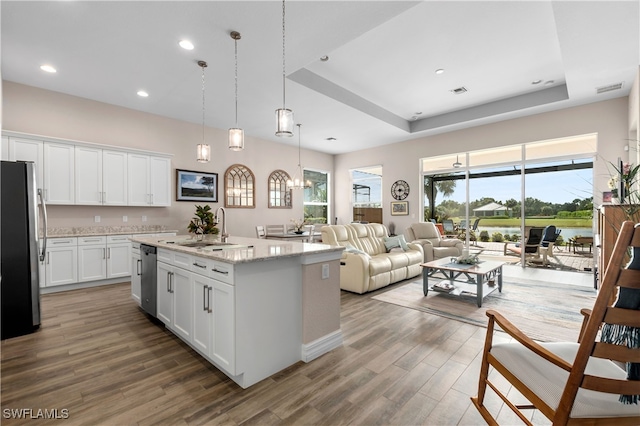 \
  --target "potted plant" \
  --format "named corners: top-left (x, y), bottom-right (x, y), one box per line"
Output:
top-left (187, 205), bottom-right (219, 240)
